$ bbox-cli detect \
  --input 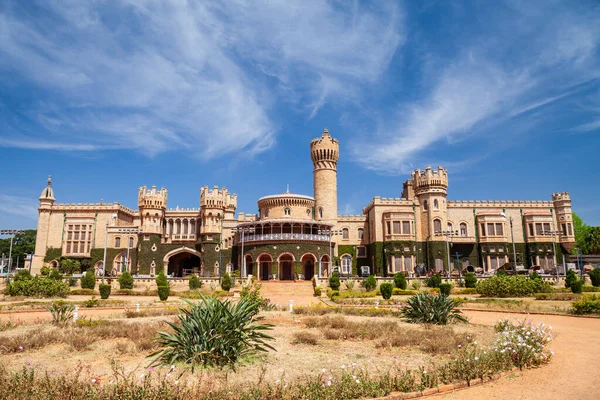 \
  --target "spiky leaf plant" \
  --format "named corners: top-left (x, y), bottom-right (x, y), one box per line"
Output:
top-left (400, 293), bottom-right (468, 325)
top-left (148, 295), bottom-right (275, 369)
